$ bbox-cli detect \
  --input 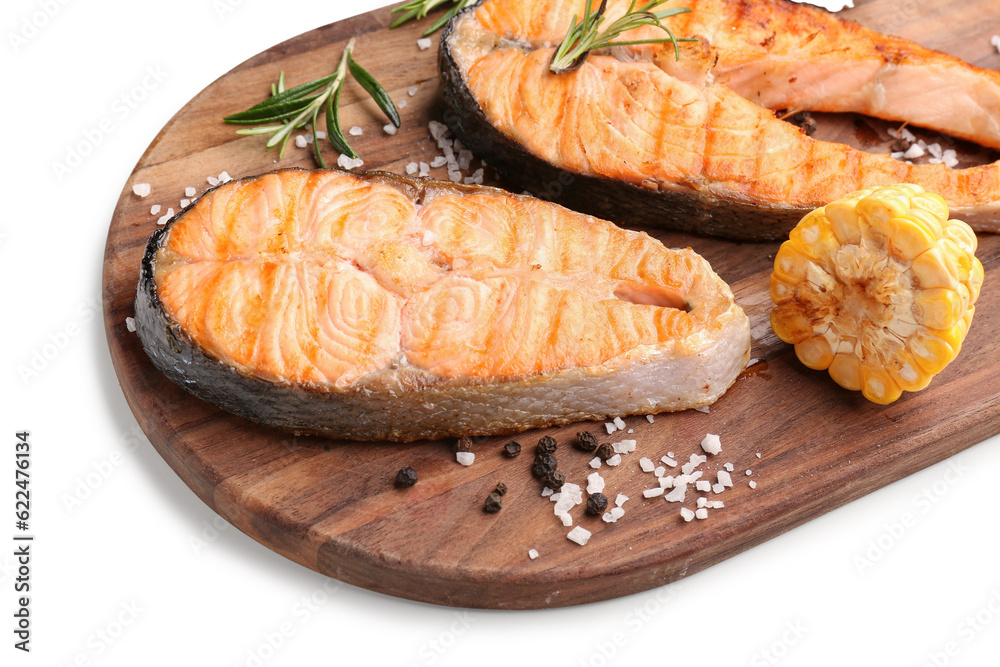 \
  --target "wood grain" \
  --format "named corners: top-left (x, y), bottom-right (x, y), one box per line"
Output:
top-left (102, 0), bottom-right (1000, 608)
